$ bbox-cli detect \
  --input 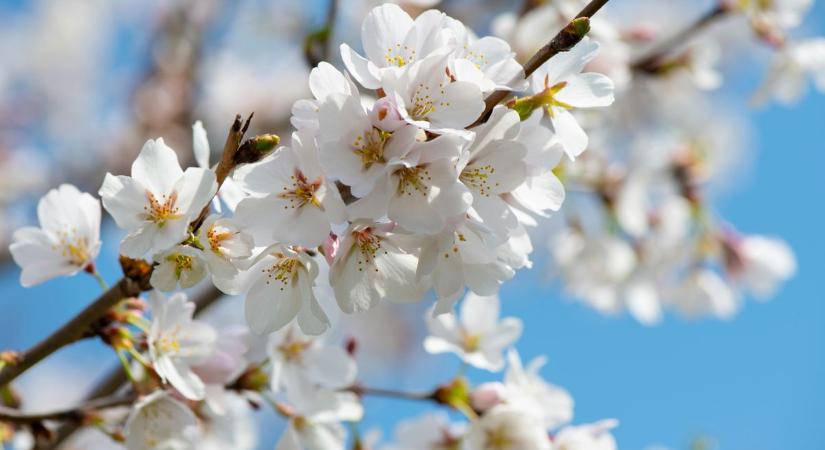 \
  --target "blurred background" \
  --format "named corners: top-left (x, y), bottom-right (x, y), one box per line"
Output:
top-left (0, 0), bottom-right (822, 449)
